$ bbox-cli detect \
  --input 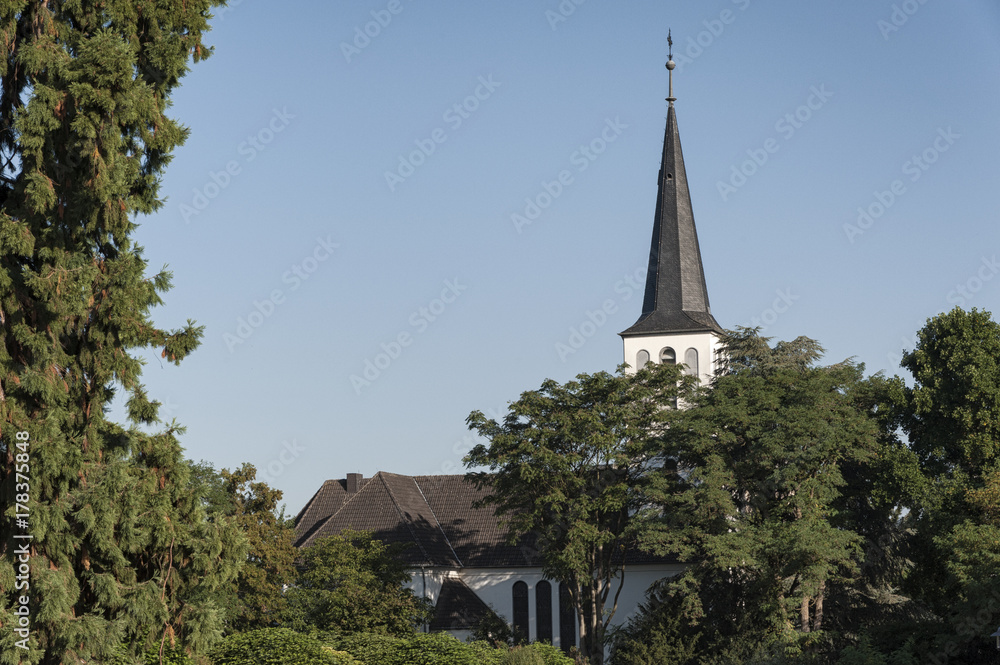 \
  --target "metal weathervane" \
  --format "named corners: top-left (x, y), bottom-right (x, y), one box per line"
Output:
top-left (666, 30), bottom-right (676, 105)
